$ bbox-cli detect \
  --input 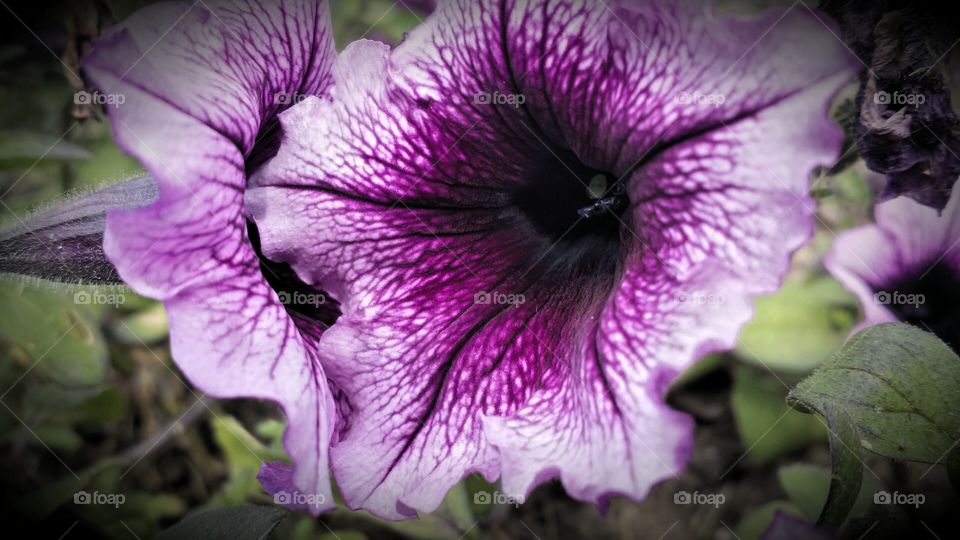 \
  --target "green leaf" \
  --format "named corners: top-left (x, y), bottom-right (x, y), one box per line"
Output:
top-left (464, 473), bottom-right (499, 516)
top-left (122, 492), bottom-right (186, 522)
top-left (329, 0), bottom-right (422, 49)
top-left (155, 505), bottom-right (288, 540)
top-left (67, 136), bottom-right (143, 190)
top-left (841, 469), bottom-right (911, 539)
top-left (65, 387), bottom-right (128, 425)
top-left (21, 382), bottom-right (104, 416)
top-left (831, 168), bottom-right (873, 204)
top-left (439, 482), bottom-right (477, 539)
top-left (33, 423), bottom-right (82, 451)
top-left (255, 418), bottom-right (285, 441)
top-left (776, 461), bottom-right (902, 533)
top-left (286, 517), bottom-right (317, 540)
top-left (735, 501), bottom-right (805, 540)
top-left (0, 284), bottom-right (108, 388)
top-left (210, 415), bottom-right (284, 507)
top-left (0, 130), bottom-right (91, 167)
top-left (817, 406), bottom-right (863, 527)
top-left (110, 302), bottom-right (168, 345)
top-left (777, 464), bottom-right (830, 521)
top-left (737, 277), bottom-right (858, 373)
top-left (787, 323), bottom-right (960, 525)
top-left (788, 323), bottom-right (960, 463)
top-left (776, 460), bottom-right (897, 533)
top-left (731, 366), bottom-right (826, 465)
